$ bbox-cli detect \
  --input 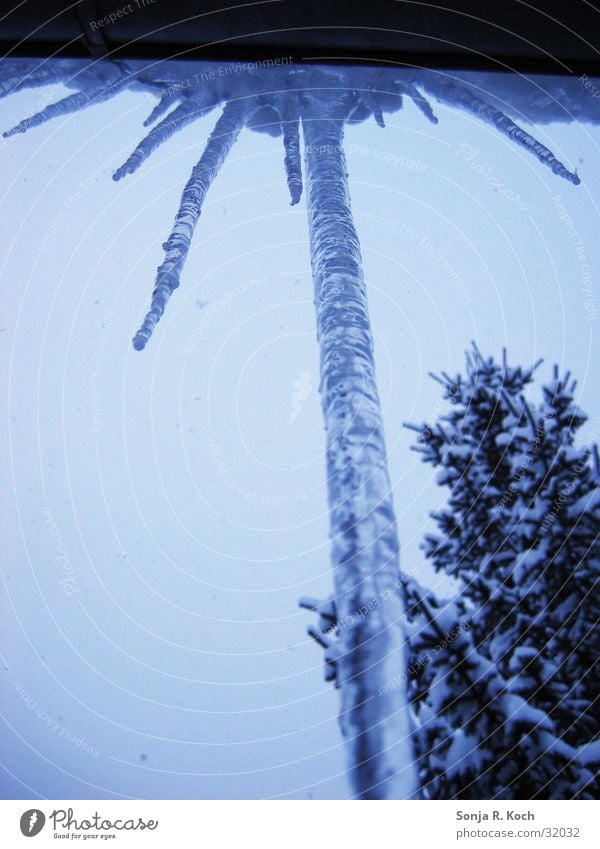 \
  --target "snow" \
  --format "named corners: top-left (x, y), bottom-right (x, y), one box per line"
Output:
top-left (570, 488), bottom-right (600, 516)
top-left (578, 739), bottom-right (600, 767)
top-left (503, 694), bottom-right (553, 732)
top-left (445, 728), bottom-right (486, 778)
